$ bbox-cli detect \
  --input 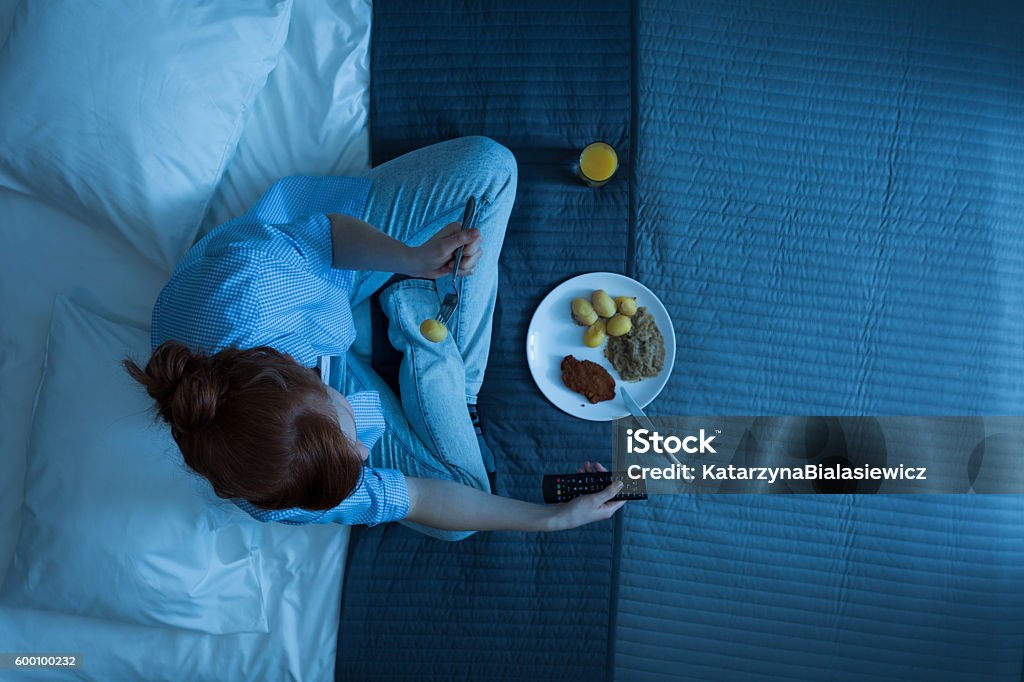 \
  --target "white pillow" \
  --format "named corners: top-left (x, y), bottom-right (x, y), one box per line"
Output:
top-left (199, 0), bottom-right (372, 234)
top-left (0, 296), bottom-right (269, 635)
top-left (0, 0), bottom-right (293, 271)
